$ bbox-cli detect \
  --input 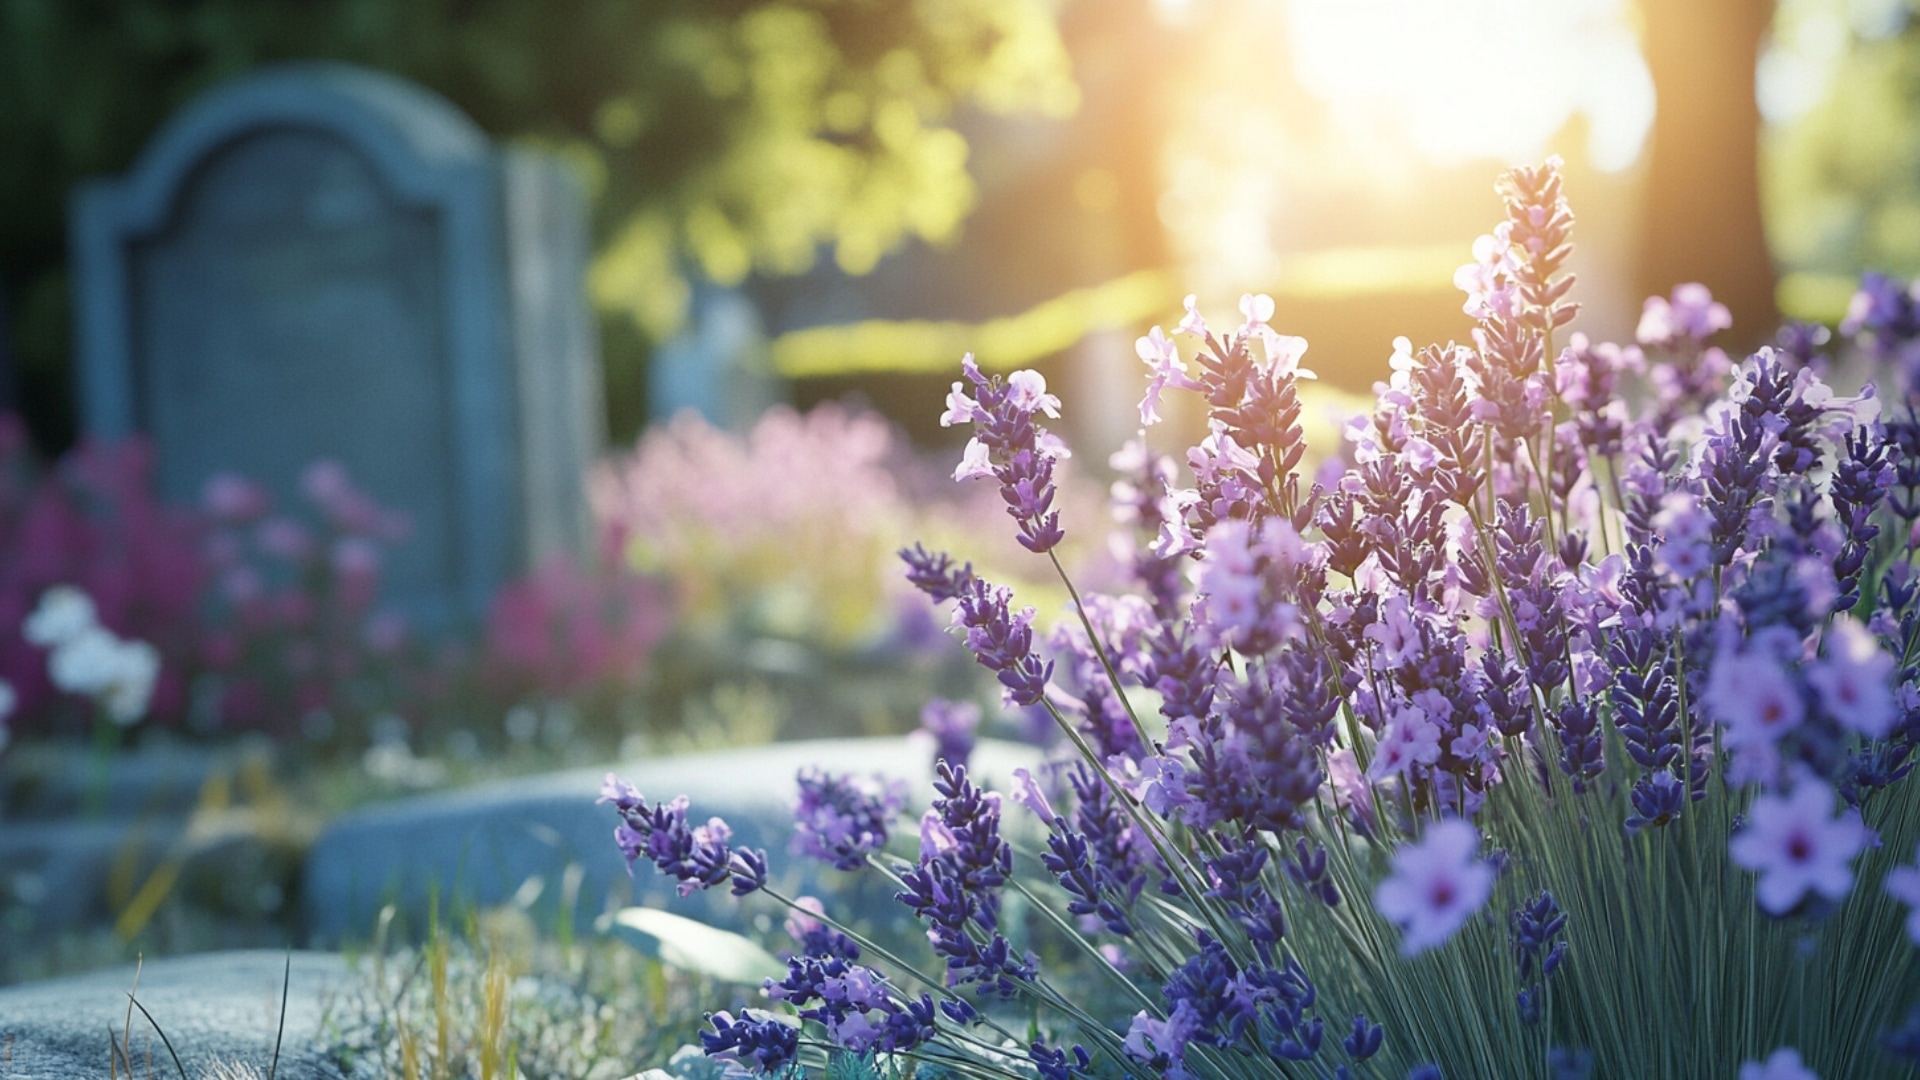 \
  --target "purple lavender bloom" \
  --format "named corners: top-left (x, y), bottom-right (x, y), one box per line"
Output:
top-left (951, 575), bottom-right (1053, 707)
top-left (899, 542), bottom-right (976, 603)
top-left (1610, 627), bottom-right (1684, 772)
top-left (1843, 272), bottom-right (1920, 361)
top-left (1775, 321), bottom-right (1830, 368)
top-left (766, 952), bottom-right (935, 1054)
top-left (942, 356), bottom-right (1069, 553)
top-left (918, 697), bottom-right (980, 772)
top-left (894, 762), bottom-right (1033, 997)
top-left (1049, 606), bottom-right (1148, 762)
top-left (1624, 770), bottom-right (1687, 836)
top-left (1510, 890), bottom-right (1569, 1024)
top-left (1111, 436), bottom-right (1193, 618)
top-left (791, 767), bottom-right (906, 872)
top-left (600, 773), bottom-right (766, 897)
top-left (1830, 429), bottom-right (1893, 611)
top-left (1343, 1014), bottom-right (1384, 1061)
top-left (1028, 1039), bottom-right (1090, 1080)
top-left (1550, 1047), bottom-right (1595, 1080)
top-left (1283, 835), bottom-right (1341, 907)
top-left (1882, 1006), bottom-right (1920, 1064)
top-left (701, 1010), bottom-right (799, 1074)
